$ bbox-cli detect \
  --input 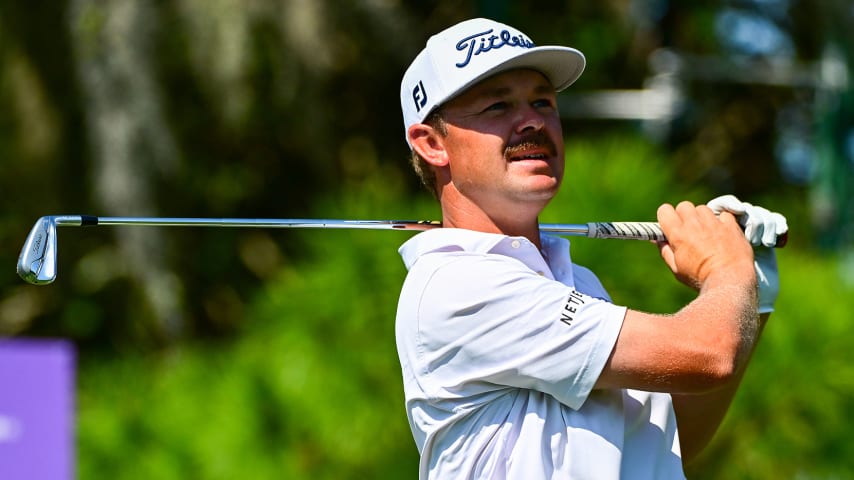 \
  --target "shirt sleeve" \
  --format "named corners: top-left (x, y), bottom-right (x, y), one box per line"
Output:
top-left (408, 251), bottom-right (625, 410)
